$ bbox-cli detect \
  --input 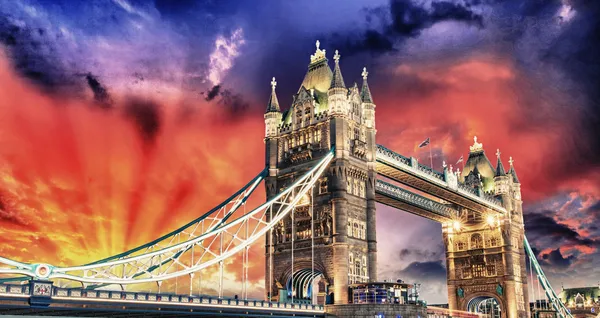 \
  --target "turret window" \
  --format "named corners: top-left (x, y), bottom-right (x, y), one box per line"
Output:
top-left (319, 178), bottom-right (328, 194)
